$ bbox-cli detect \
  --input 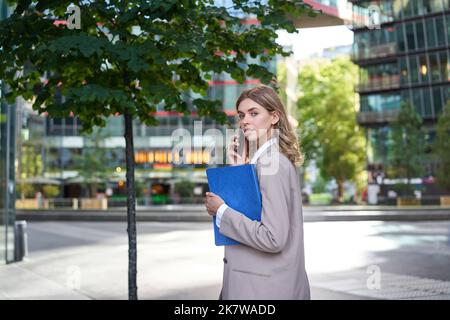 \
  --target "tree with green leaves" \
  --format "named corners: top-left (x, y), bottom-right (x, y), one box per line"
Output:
top-left (389, 102), bottom-right (424, 196)
top-left (174, 179), bottom-right (195, 199)
top-left (42, 184), bottom-right (60, 198)
top-left (432, 102), bottom-right (450, 193)
top-left (297, 57), bottom-right (365, 202)
top-left (0, 0), bottom-right (316, 299)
